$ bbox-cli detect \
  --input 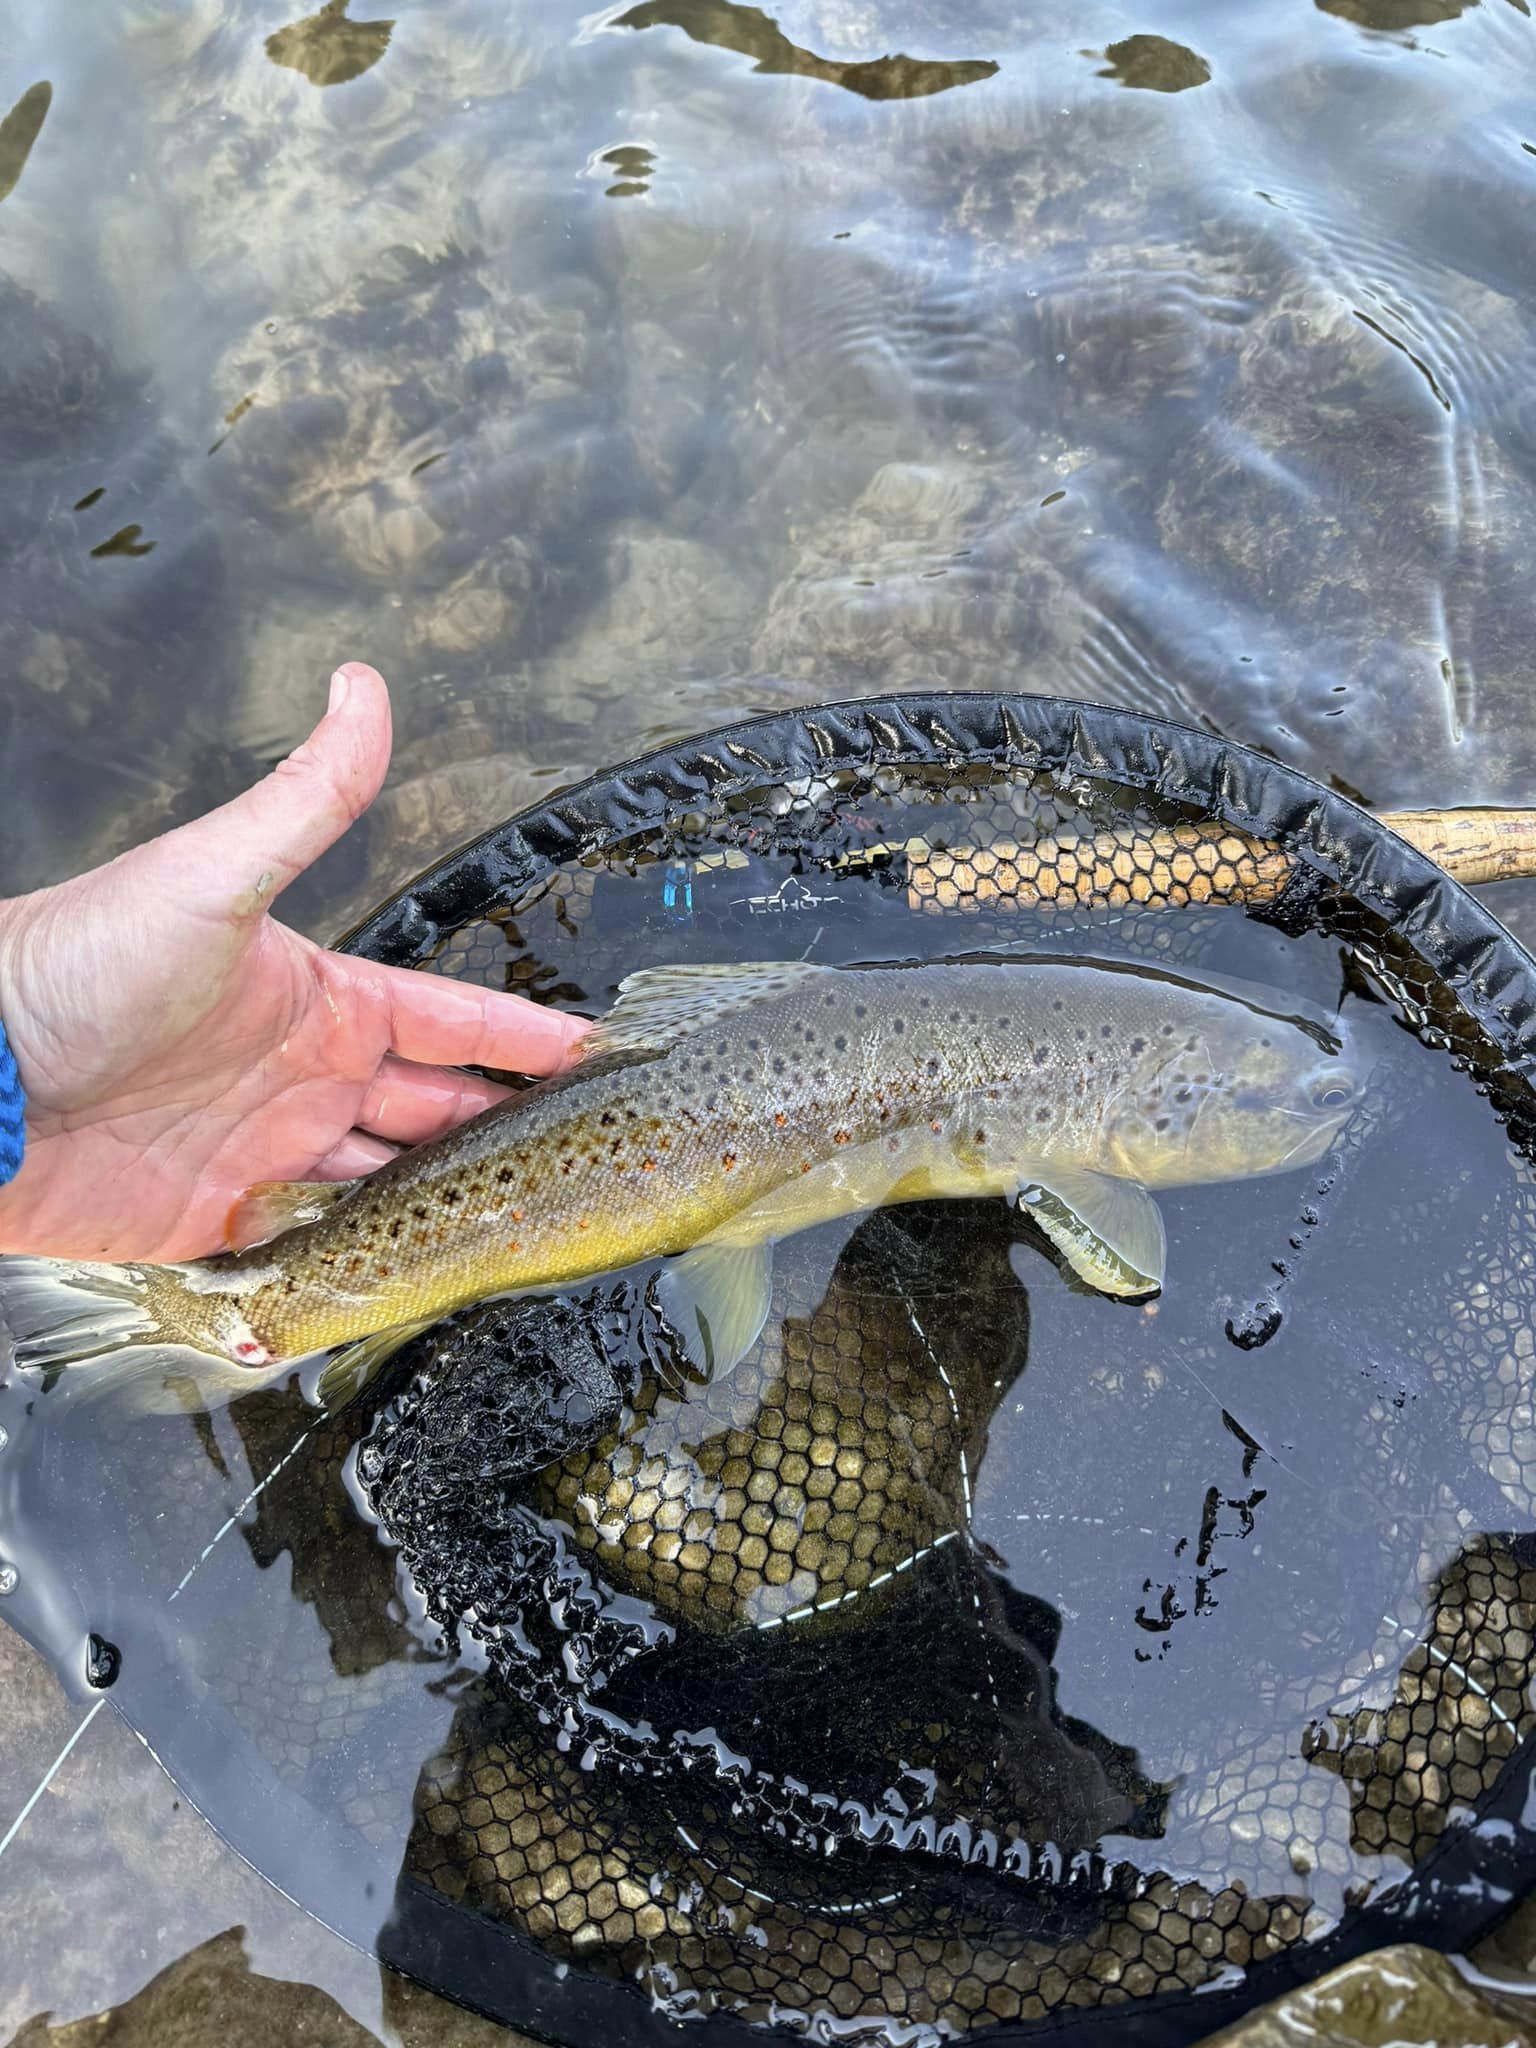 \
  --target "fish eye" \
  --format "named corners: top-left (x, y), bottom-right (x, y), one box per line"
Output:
top-left (1311, 1071), bottom-right (1355, 1110)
